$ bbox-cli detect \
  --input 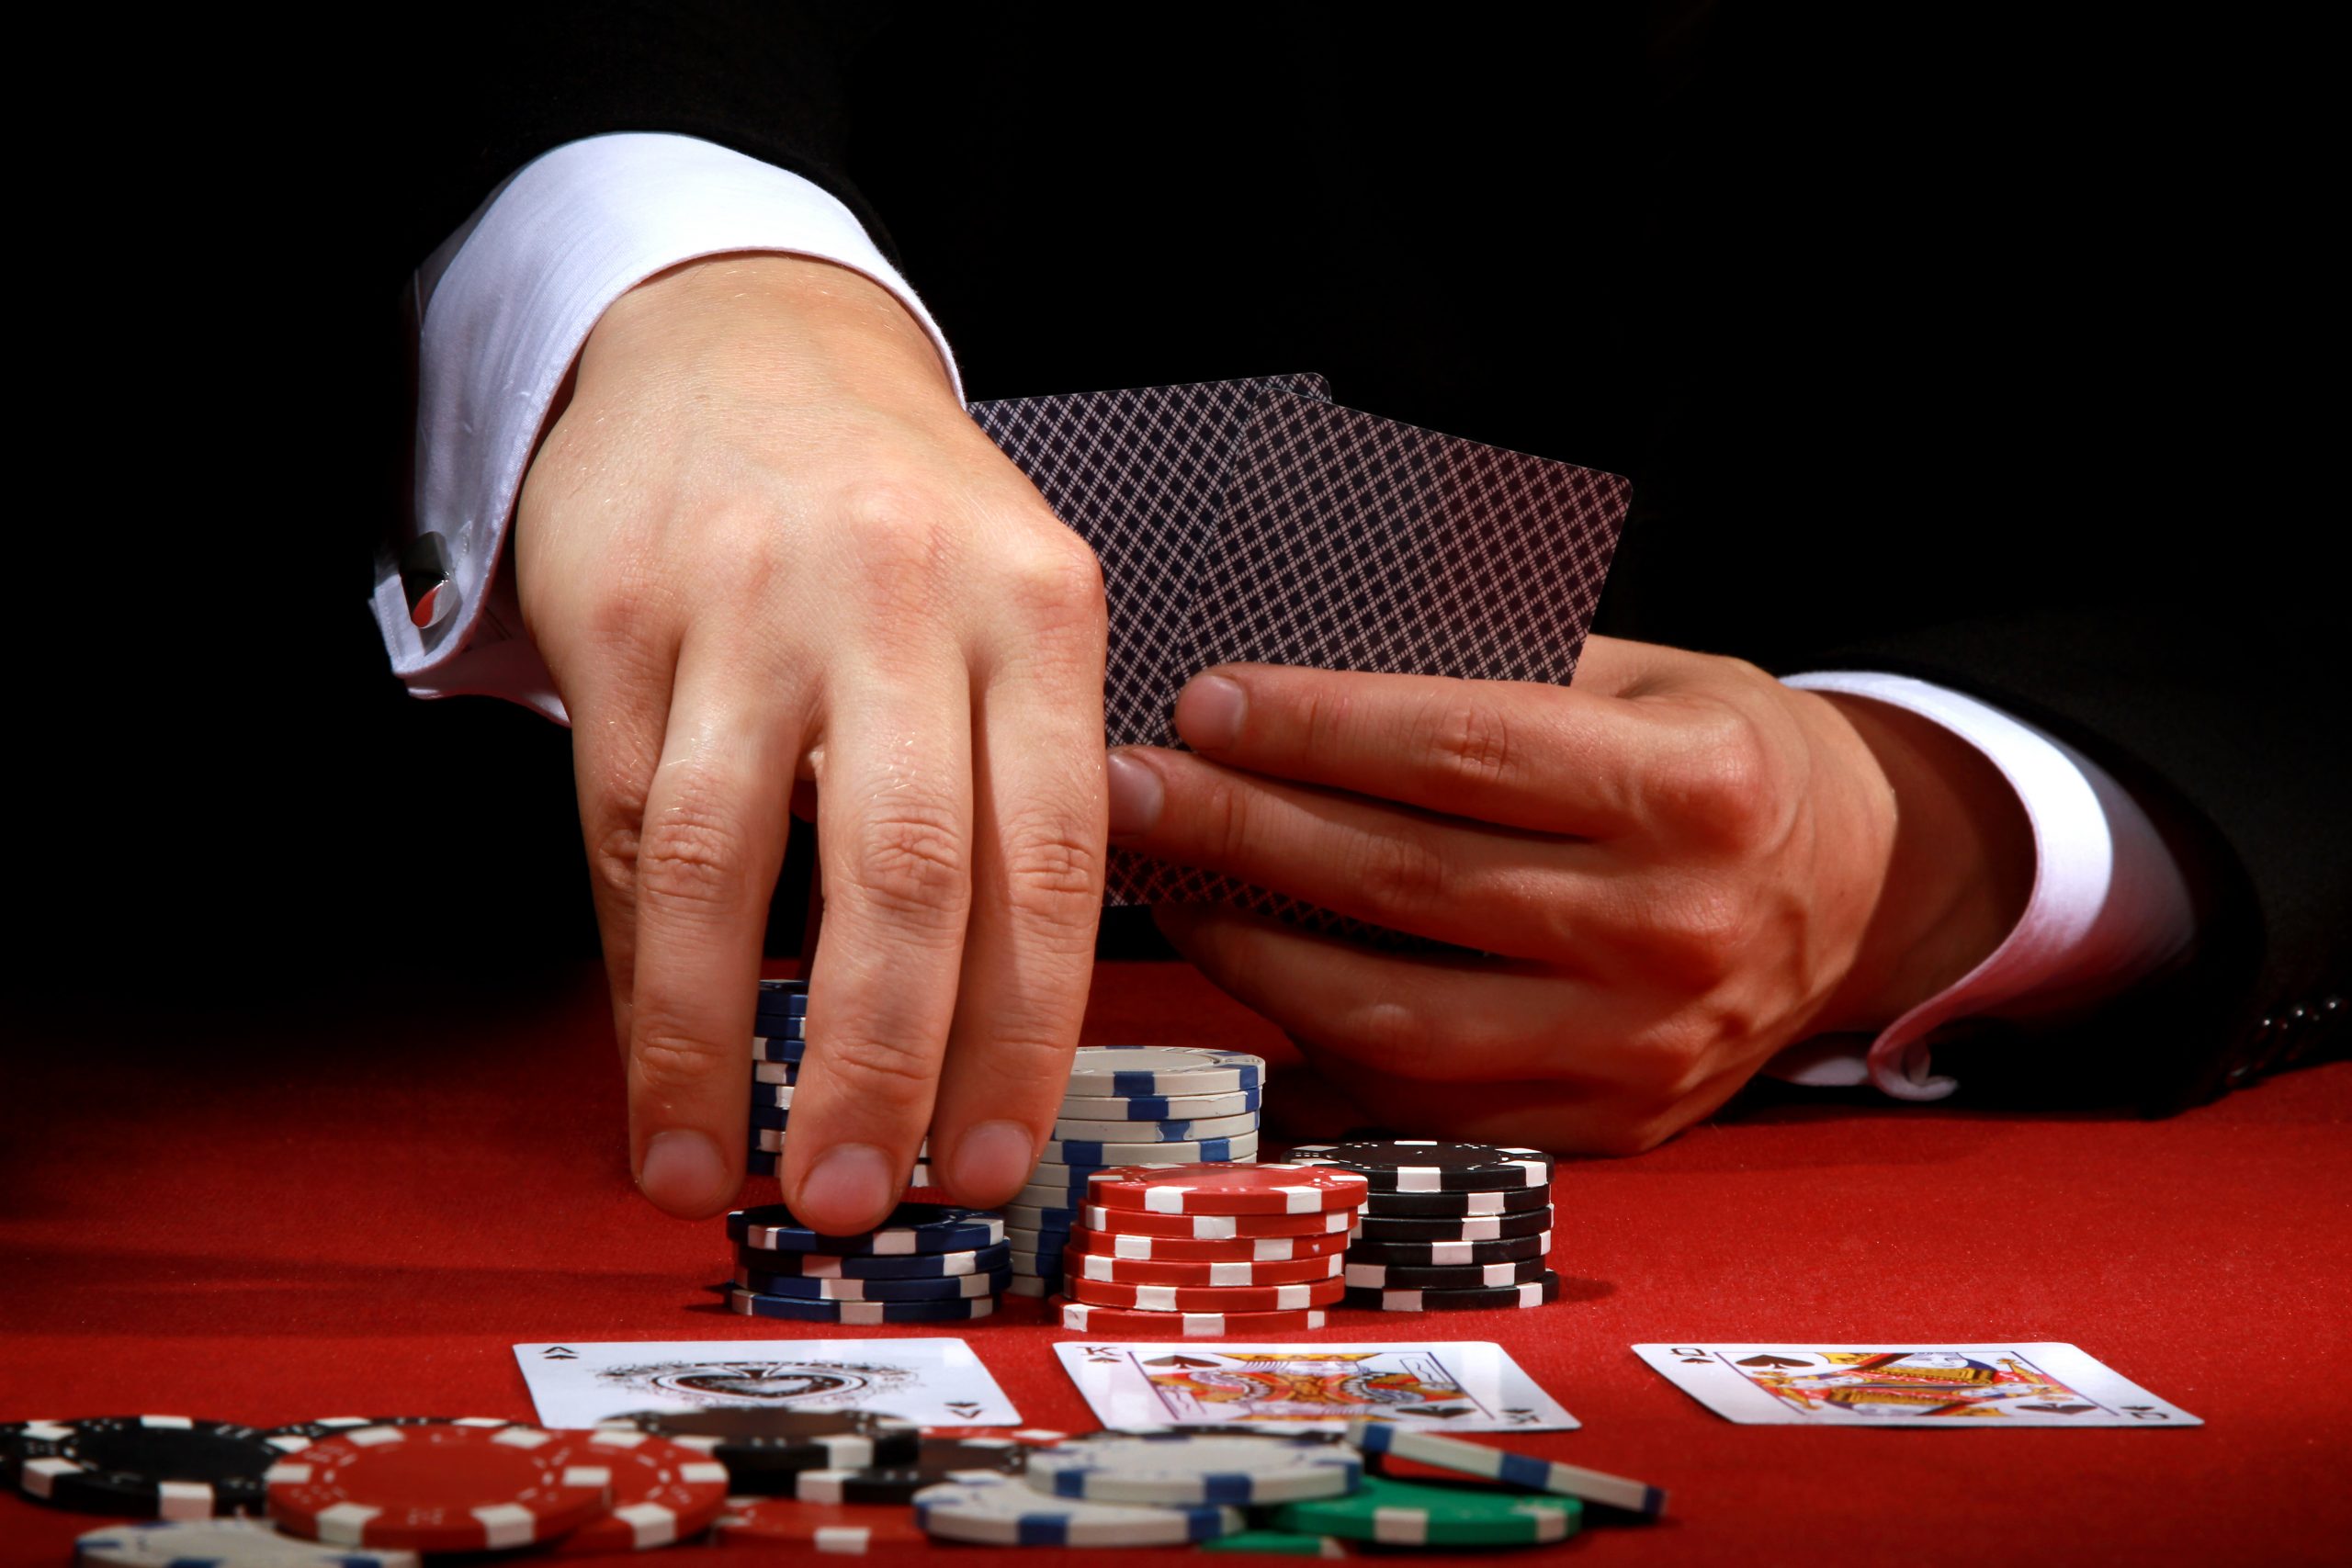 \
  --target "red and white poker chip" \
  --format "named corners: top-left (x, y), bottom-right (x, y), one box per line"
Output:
top-left (1063, 1272), bottom-right (1347, 1313)
top-left (264, 1422), bottom-right (611, 1552)
top-left (1064, 1224), bottom-right (1353, 1263)
top-left (1077, 1203), bottom-right (1354, 1240)
top-left (538, 1428), bottom-right (730, 1555)
top-left (1051, 1298), bottom-right (1329, 1337)
top-left (712, 1495), bottom-right (928, 1551)
top-left (1063, 1248), bottom-right (1344, 1287)
top-left (1086, 1163), bottom-right (1370, 1215)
